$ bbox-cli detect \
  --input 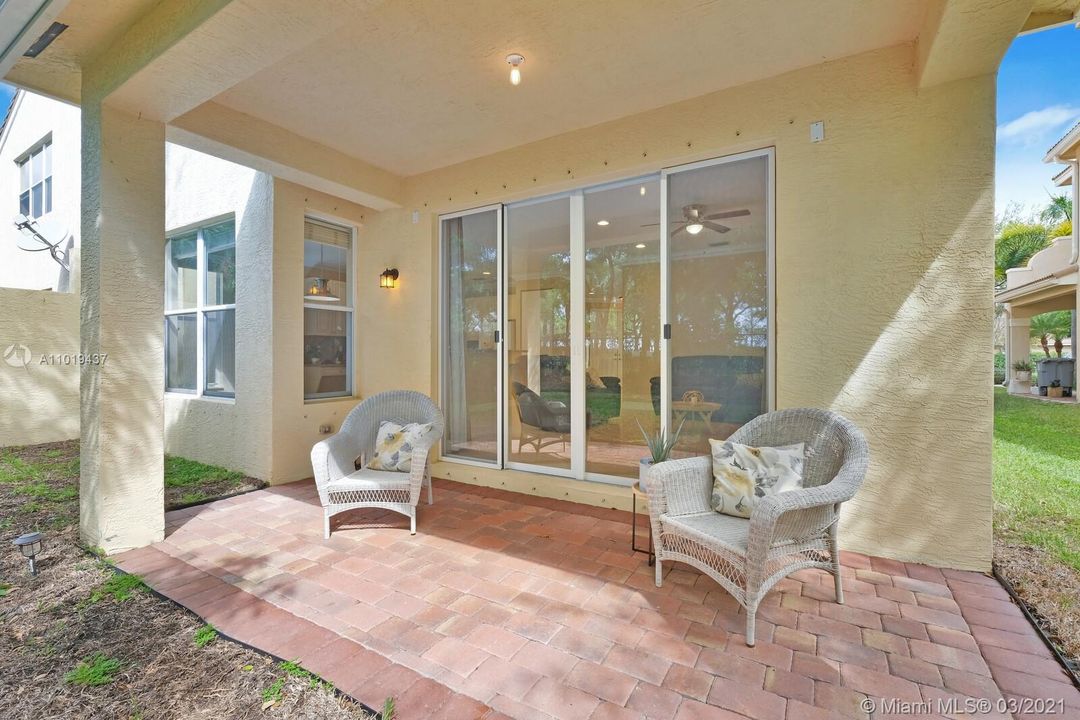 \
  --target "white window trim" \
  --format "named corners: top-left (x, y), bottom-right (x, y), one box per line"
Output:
top-left (16, 135), bottom-right (52, 220)
top-left (164, 216), bottom-right (237, 401)
top-left (303, 213), bottom-right (357, 402)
